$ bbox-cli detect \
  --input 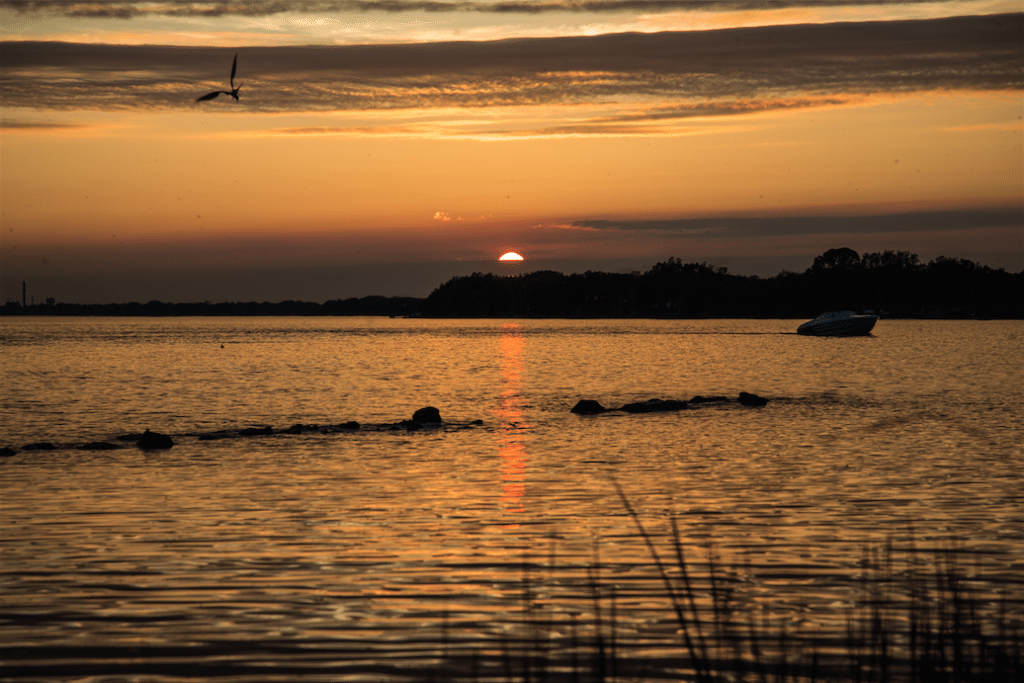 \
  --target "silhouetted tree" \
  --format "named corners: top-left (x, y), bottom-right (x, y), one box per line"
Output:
top-left (812, 247), bottom-right (861, 271)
